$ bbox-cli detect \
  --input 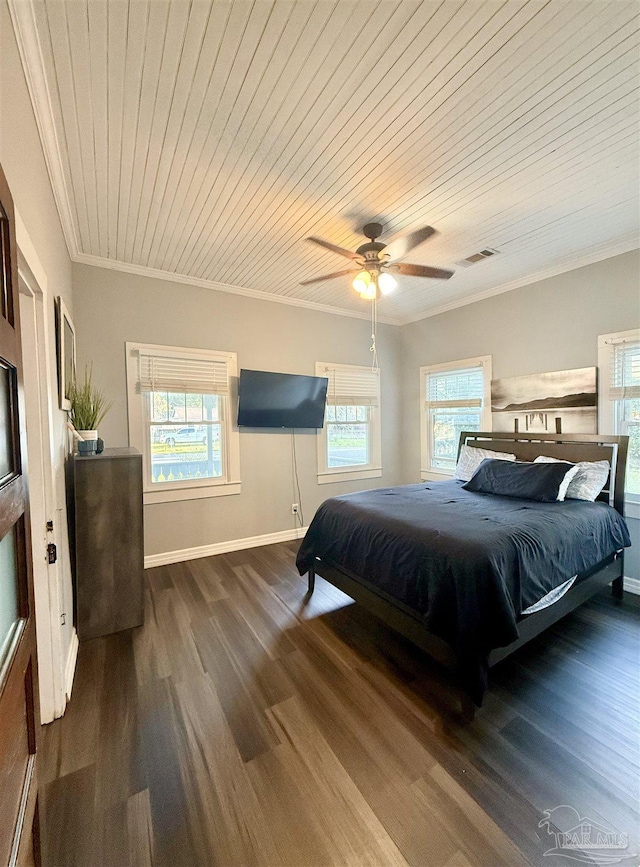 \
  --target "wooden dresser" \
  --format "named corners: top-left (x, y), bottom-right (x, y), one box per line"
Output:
top-left (73, 447), bottom-right (144, 640)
